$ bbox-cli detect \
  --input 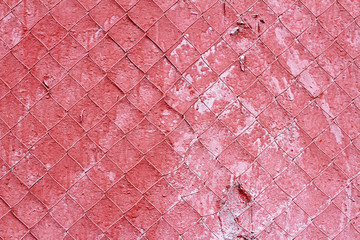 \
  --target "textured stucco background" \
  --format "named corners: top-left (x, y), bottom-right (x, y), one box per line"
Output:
top-left (0, 0), bottom-right (360, 239)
